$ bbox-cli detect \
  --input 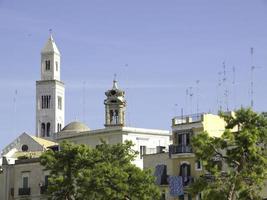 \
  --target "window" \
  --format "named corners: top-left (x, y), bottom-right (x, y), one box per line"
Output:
top-left (115, 110), bottom-right (119, 124)
top-left (180, 163), bottom-right (191, 186)
top-left (41, 95), bottom-right (51, 109)
top-left (21, 145), bottom-right (28, 152)
top-left (161, 191), bottom-right (166, 200)
top-left (21, 172), bottom-right (29, 188)
top-left (44, 175), bottom-right (49, 186)
top-left (41, 123), bottom-right (46, 137)
top-left (140, 145), bottom-right (147, 158)
top-left (57, 123), bottom-right (62, 132)
top-left (188, 194), bottom-right (192, 200)
top-left (46, 123), bottom-right (50, 137)
top-left (45, 60), bottom-right (50, 70)
top-left (180, 163), bottom-right (191, 177)
top-left (195, 160), bottom-right (202, 170)
top-left (177, 133), bottom-right (190, 146)
top-left (196, 193), bottom-right (202, 200)
top-left (22, 177), bottom-right (28, 188)
top-left (58, 96), bottom-right (62, 110)
top-left (110, 110), bottom-right (120, 124)
top-left (109, 110), bottom-right (114, 124)
top-left (56, 61), bottom-right (58, 71)
top-left (178, 195), bottom-right (184, 200)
